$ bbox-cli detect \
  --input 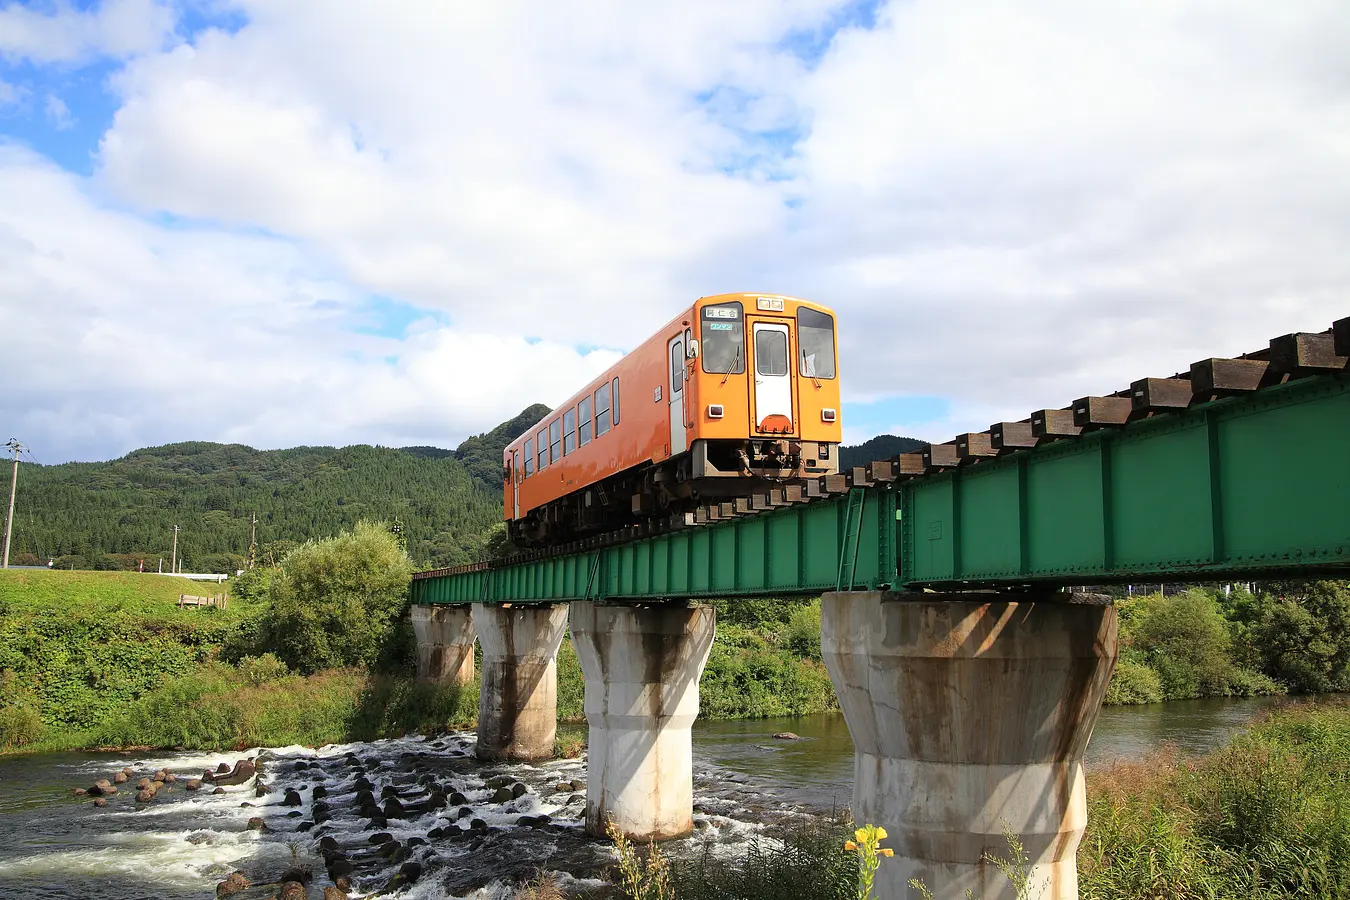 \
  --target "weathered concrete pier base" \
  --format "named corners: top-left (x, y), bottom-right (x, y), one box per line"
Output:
top-left (569, 601), bottom-right (716, 840)
top-left (473, 603), bottom-right (569, 761)
top-left (409, 605), bottom-right (476, 684)
top-left (821, 591), bottom-right (1117, 900)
